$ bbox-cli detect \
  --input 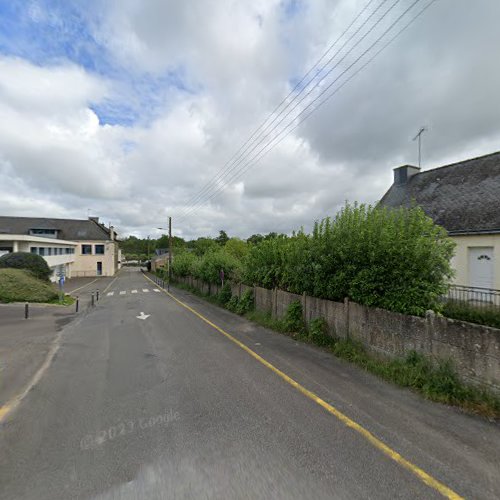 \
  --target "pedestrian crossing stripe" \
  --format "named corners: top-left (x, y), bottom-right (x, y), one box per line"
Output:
top-left (153, 289), bottom-right (160, 292)
top-left (142, 289), bottom-right (149, 293)
top-left (119, 291), bottom-right (126, 295)
top-left (131, 290), bottom-right (138, 294)
top-left (107, 292), bottom-right (114, 296)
